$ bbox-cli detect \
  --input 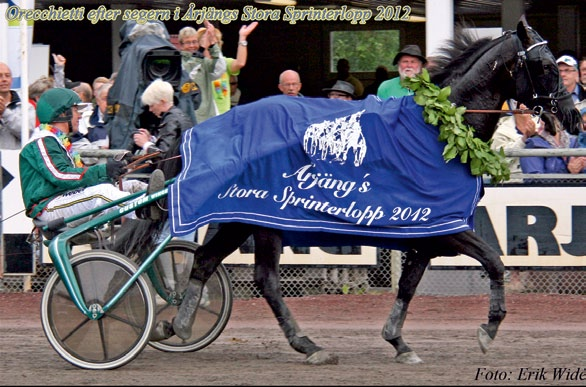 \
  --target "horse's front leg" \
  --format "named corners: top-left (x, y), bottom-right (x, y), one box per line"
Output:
top-left (171, 222), bottom-right (255, 340)
top-left (445, 230), bottom-right (507, 353)
top-left (477, 279), bottom-right (506, 353)
top-left (382, 249), bottom-right (428, 364)
top-left (253, 228), bottom-right (338, 365)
